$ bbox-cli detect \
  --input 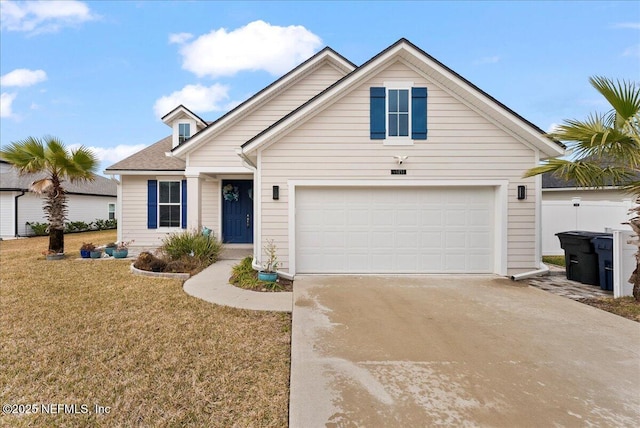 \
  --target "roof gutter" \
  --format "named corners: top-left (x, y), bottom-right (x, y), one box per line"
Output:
top-left (14, 190), bottom-right (25, 237)
top-left (235, 148), bottom-right (256, 169)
